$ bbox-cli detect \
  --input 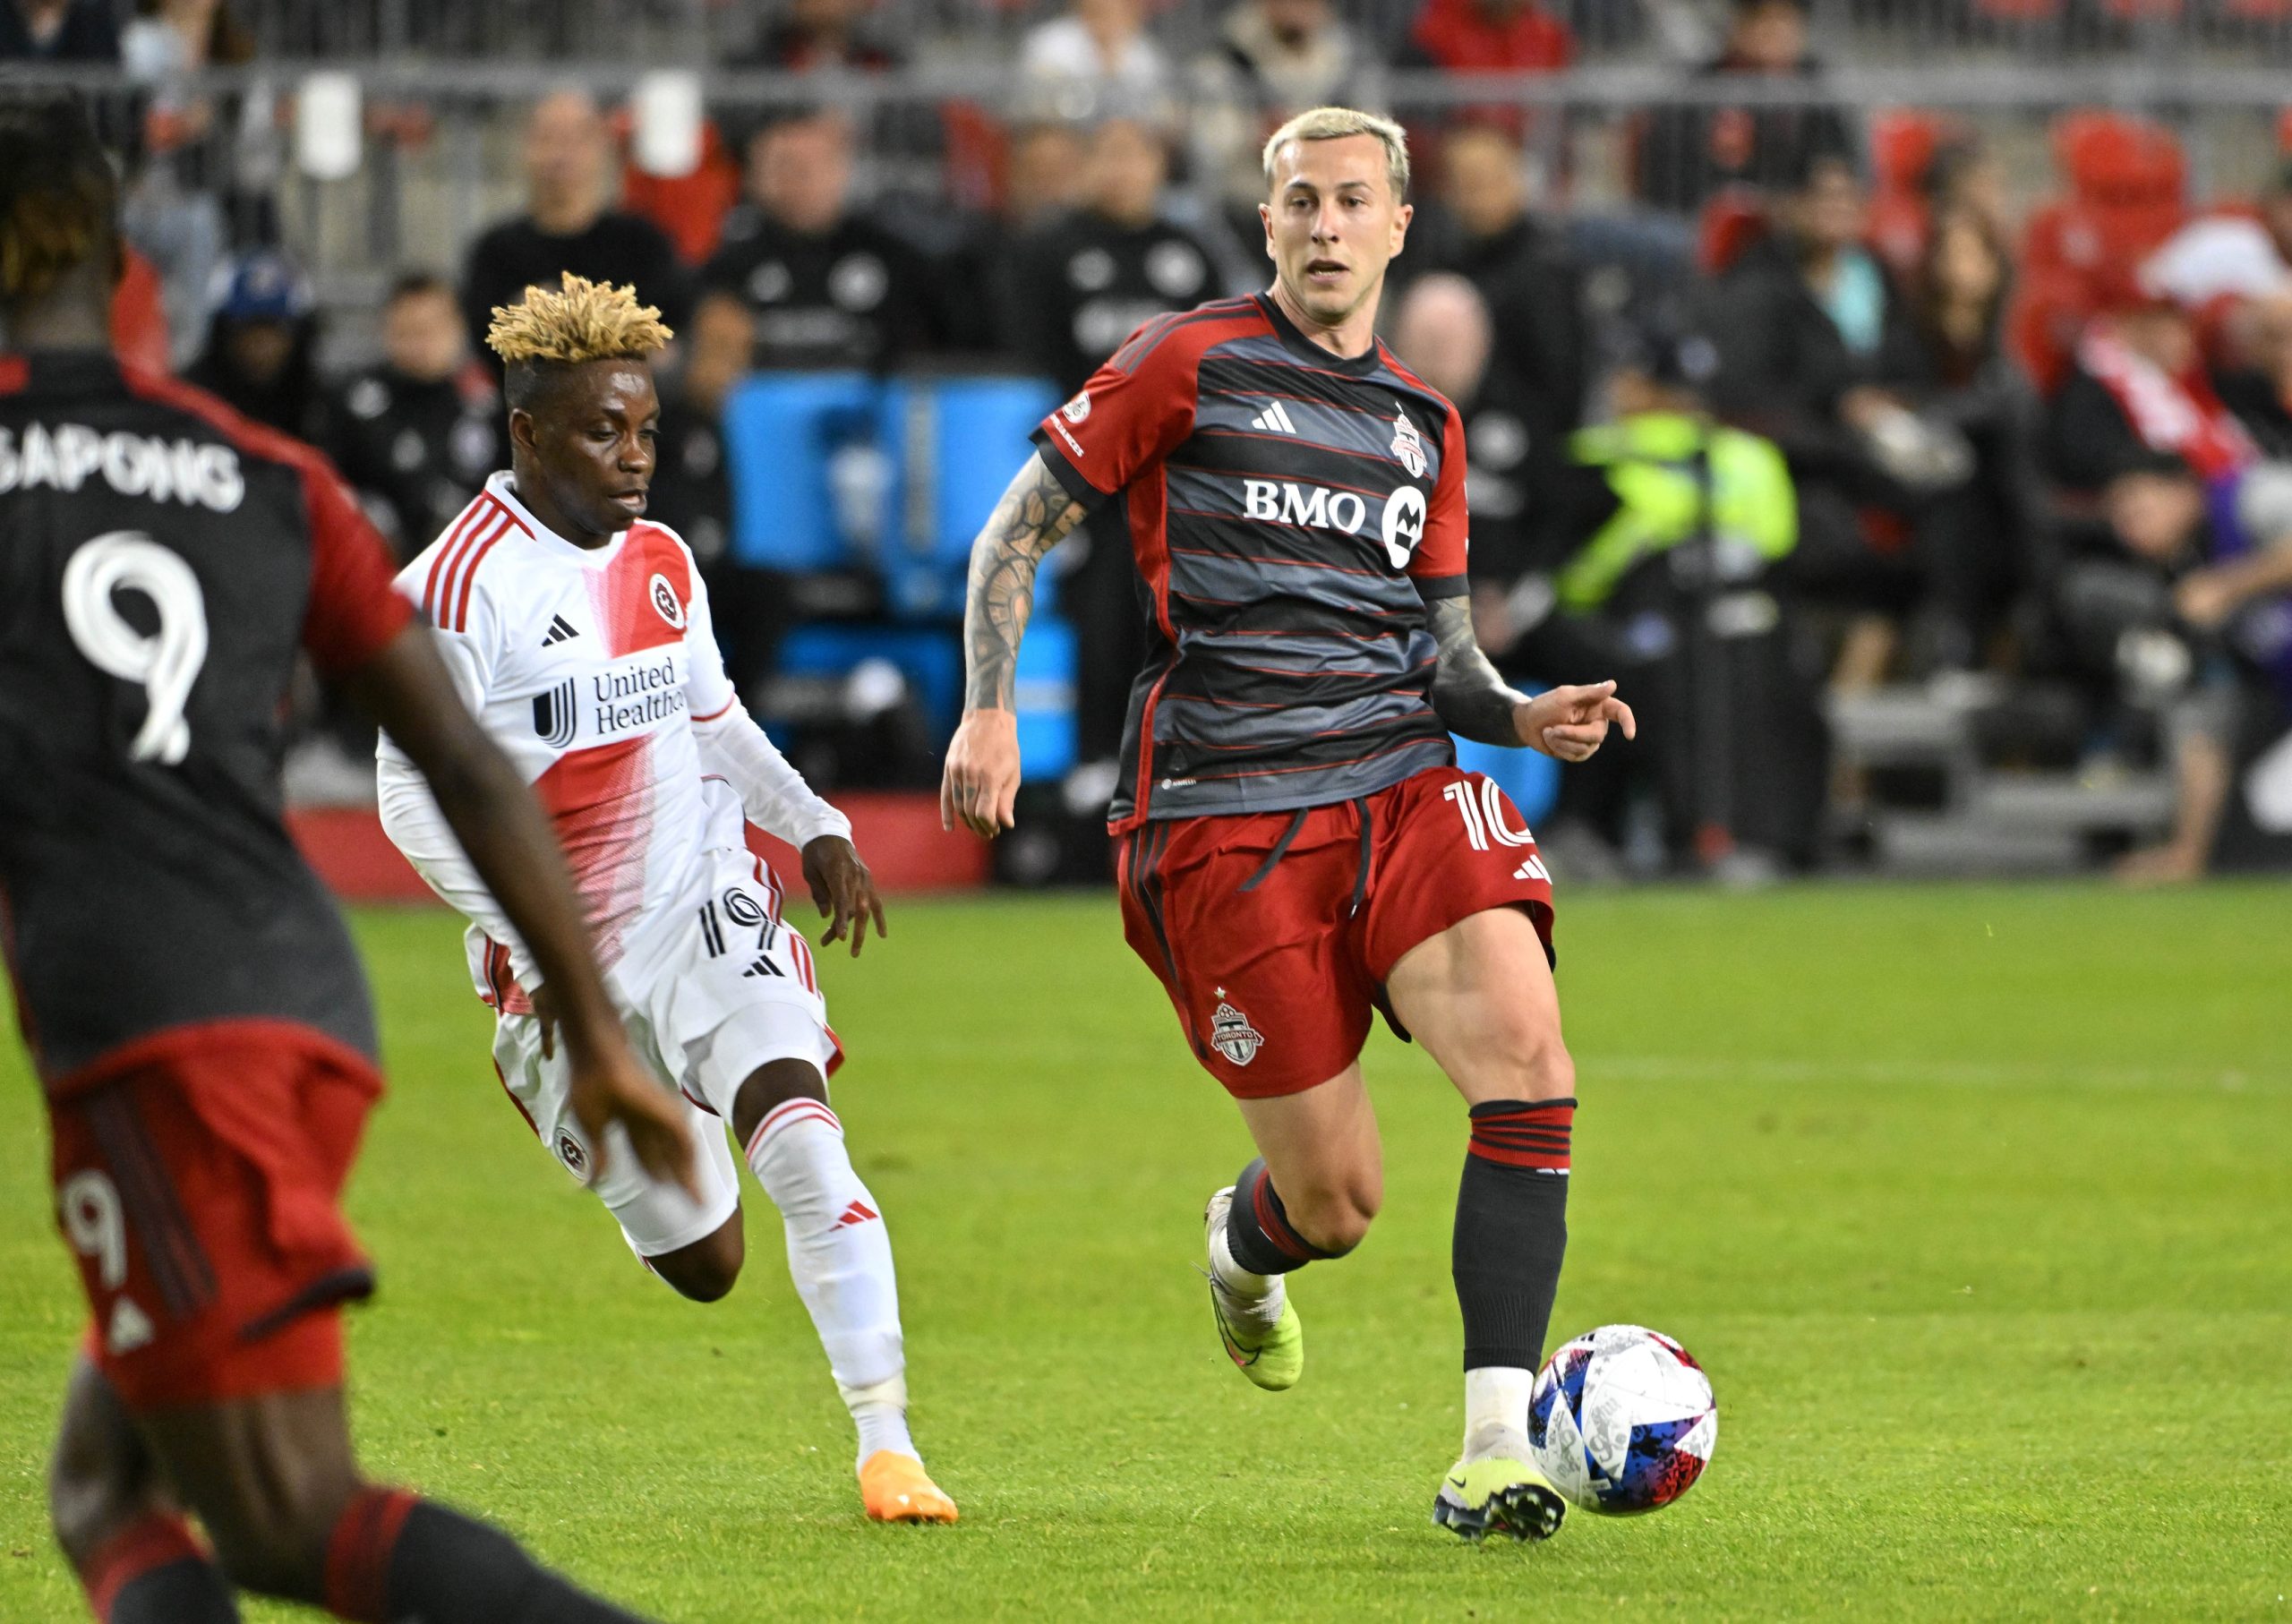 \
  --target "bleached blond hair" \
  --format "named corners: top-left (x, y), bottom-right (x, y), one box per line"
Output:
top-left (486, 273), bottom-right (672, 367)
top-left (1261, 106), bottom-right (1411, 200)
